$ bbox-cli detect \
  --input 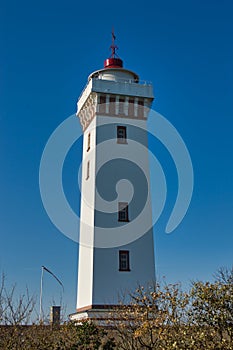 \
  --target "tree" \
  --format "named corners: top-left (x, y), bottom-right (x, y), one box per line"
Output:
top-left (0, 273), bottom-right (36, 326)
top-left (113, 282), bottom-right (190, 349)
top-left (113, 270), bottom-right (233, 350)
top-left (190, 267), bottom-right (233, 349)
top-left (3, 285), bottom-right (36, 326)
